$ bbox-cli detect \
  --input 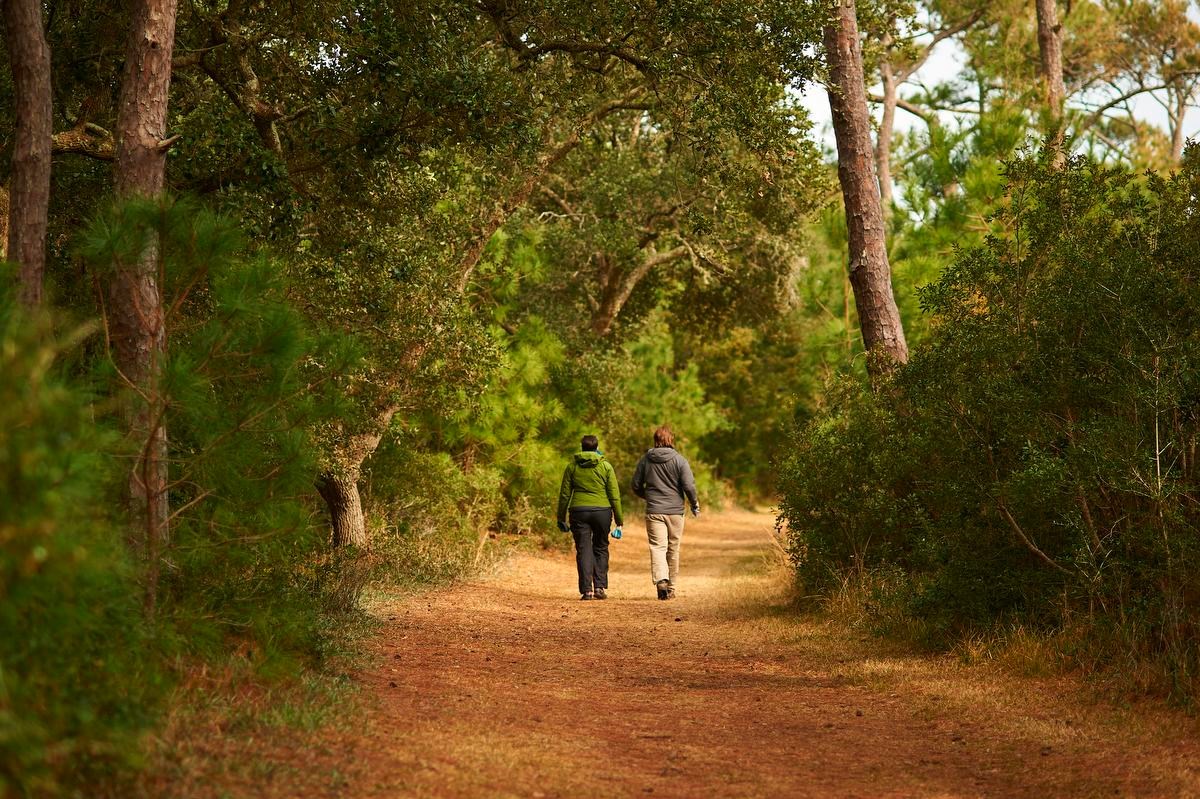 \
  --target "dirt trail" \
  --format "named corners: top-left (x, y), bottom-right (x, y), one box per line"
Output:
top-left (213, 511), bottom-right (1200, 798)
